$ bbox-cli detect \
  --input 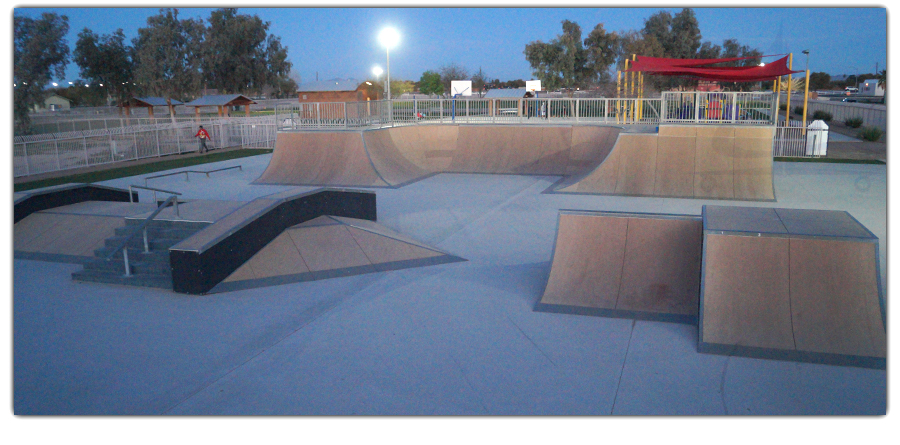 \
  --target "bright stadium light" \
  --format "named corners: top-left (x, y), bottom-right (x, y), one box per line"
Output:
top-left (378, 27), bottom-right (400, 101)
top-left (52, 82), bottom-right (58, 87)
